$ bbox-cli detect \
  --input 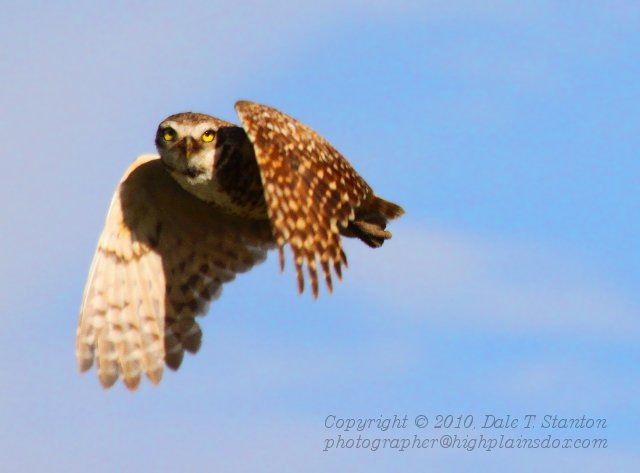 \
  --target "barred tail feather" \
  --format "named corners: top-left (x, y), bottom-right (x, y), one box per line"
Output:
top-left (369, 195), bottom-right (405, 221)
